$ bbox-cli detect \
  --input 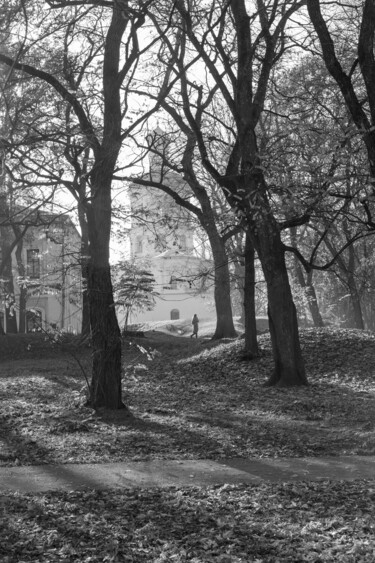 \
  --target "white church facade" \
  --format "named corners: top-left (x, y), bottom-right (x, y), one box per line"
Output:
top-left (127, 143), bottom-right (215, 325)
